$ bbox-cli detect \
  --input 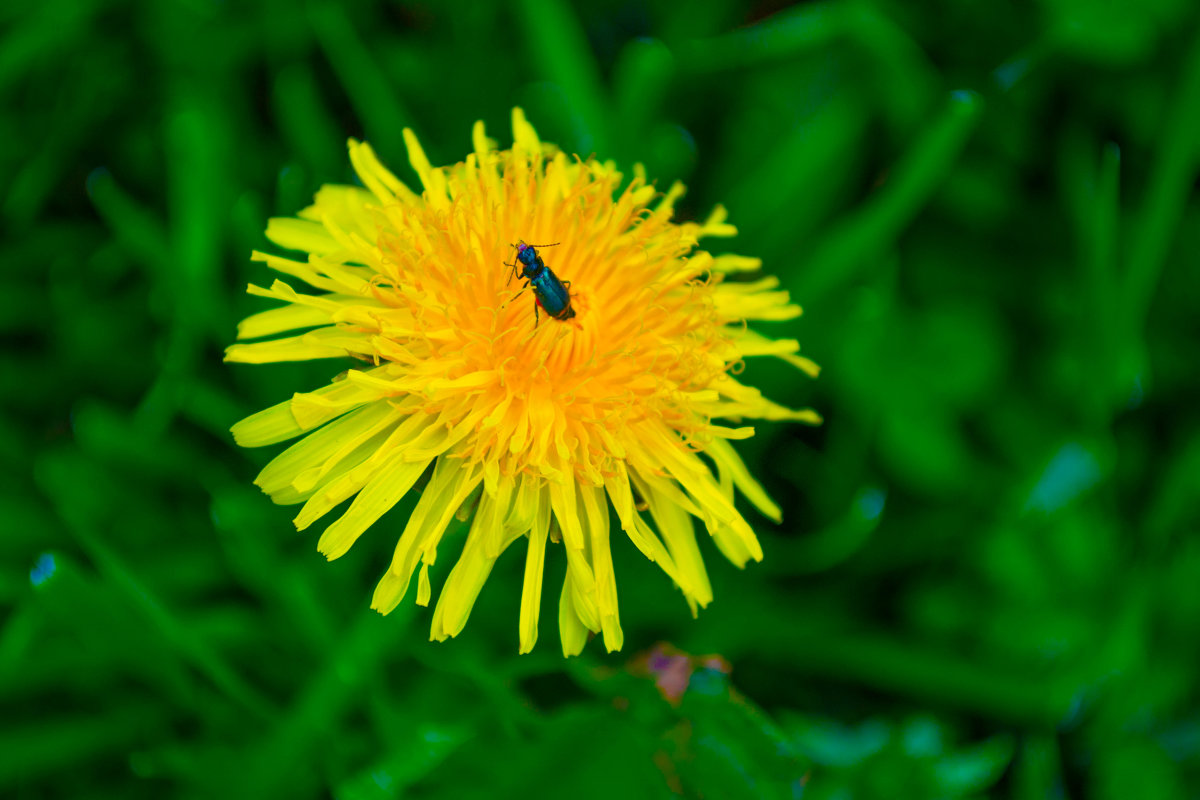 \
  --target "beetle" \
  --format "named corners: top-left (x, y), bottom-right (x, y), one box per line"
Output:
top-left (506, 240), bottom-right (576, 326)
